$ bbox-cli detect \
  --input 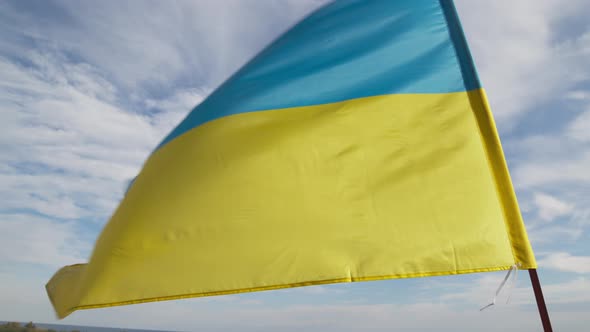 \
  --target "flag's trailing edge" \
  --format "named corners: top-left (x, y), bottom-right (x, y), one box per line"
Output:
top-left (47, 0), bottom-right (536, 318)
